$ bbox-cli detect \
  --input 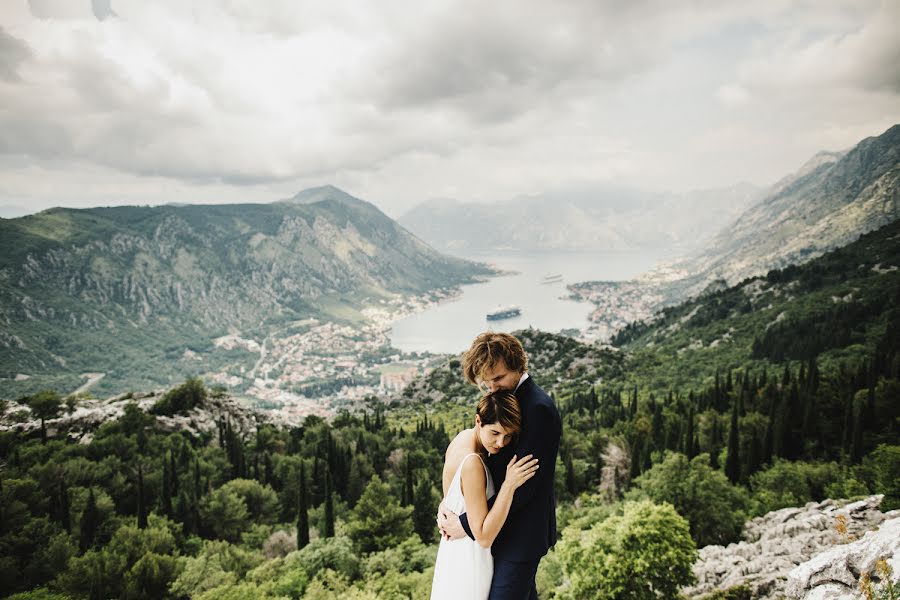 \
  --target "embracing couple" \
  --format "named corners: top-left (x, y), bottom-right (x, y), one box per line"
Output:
top-left (430, 332), bottom-right (562, 600)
